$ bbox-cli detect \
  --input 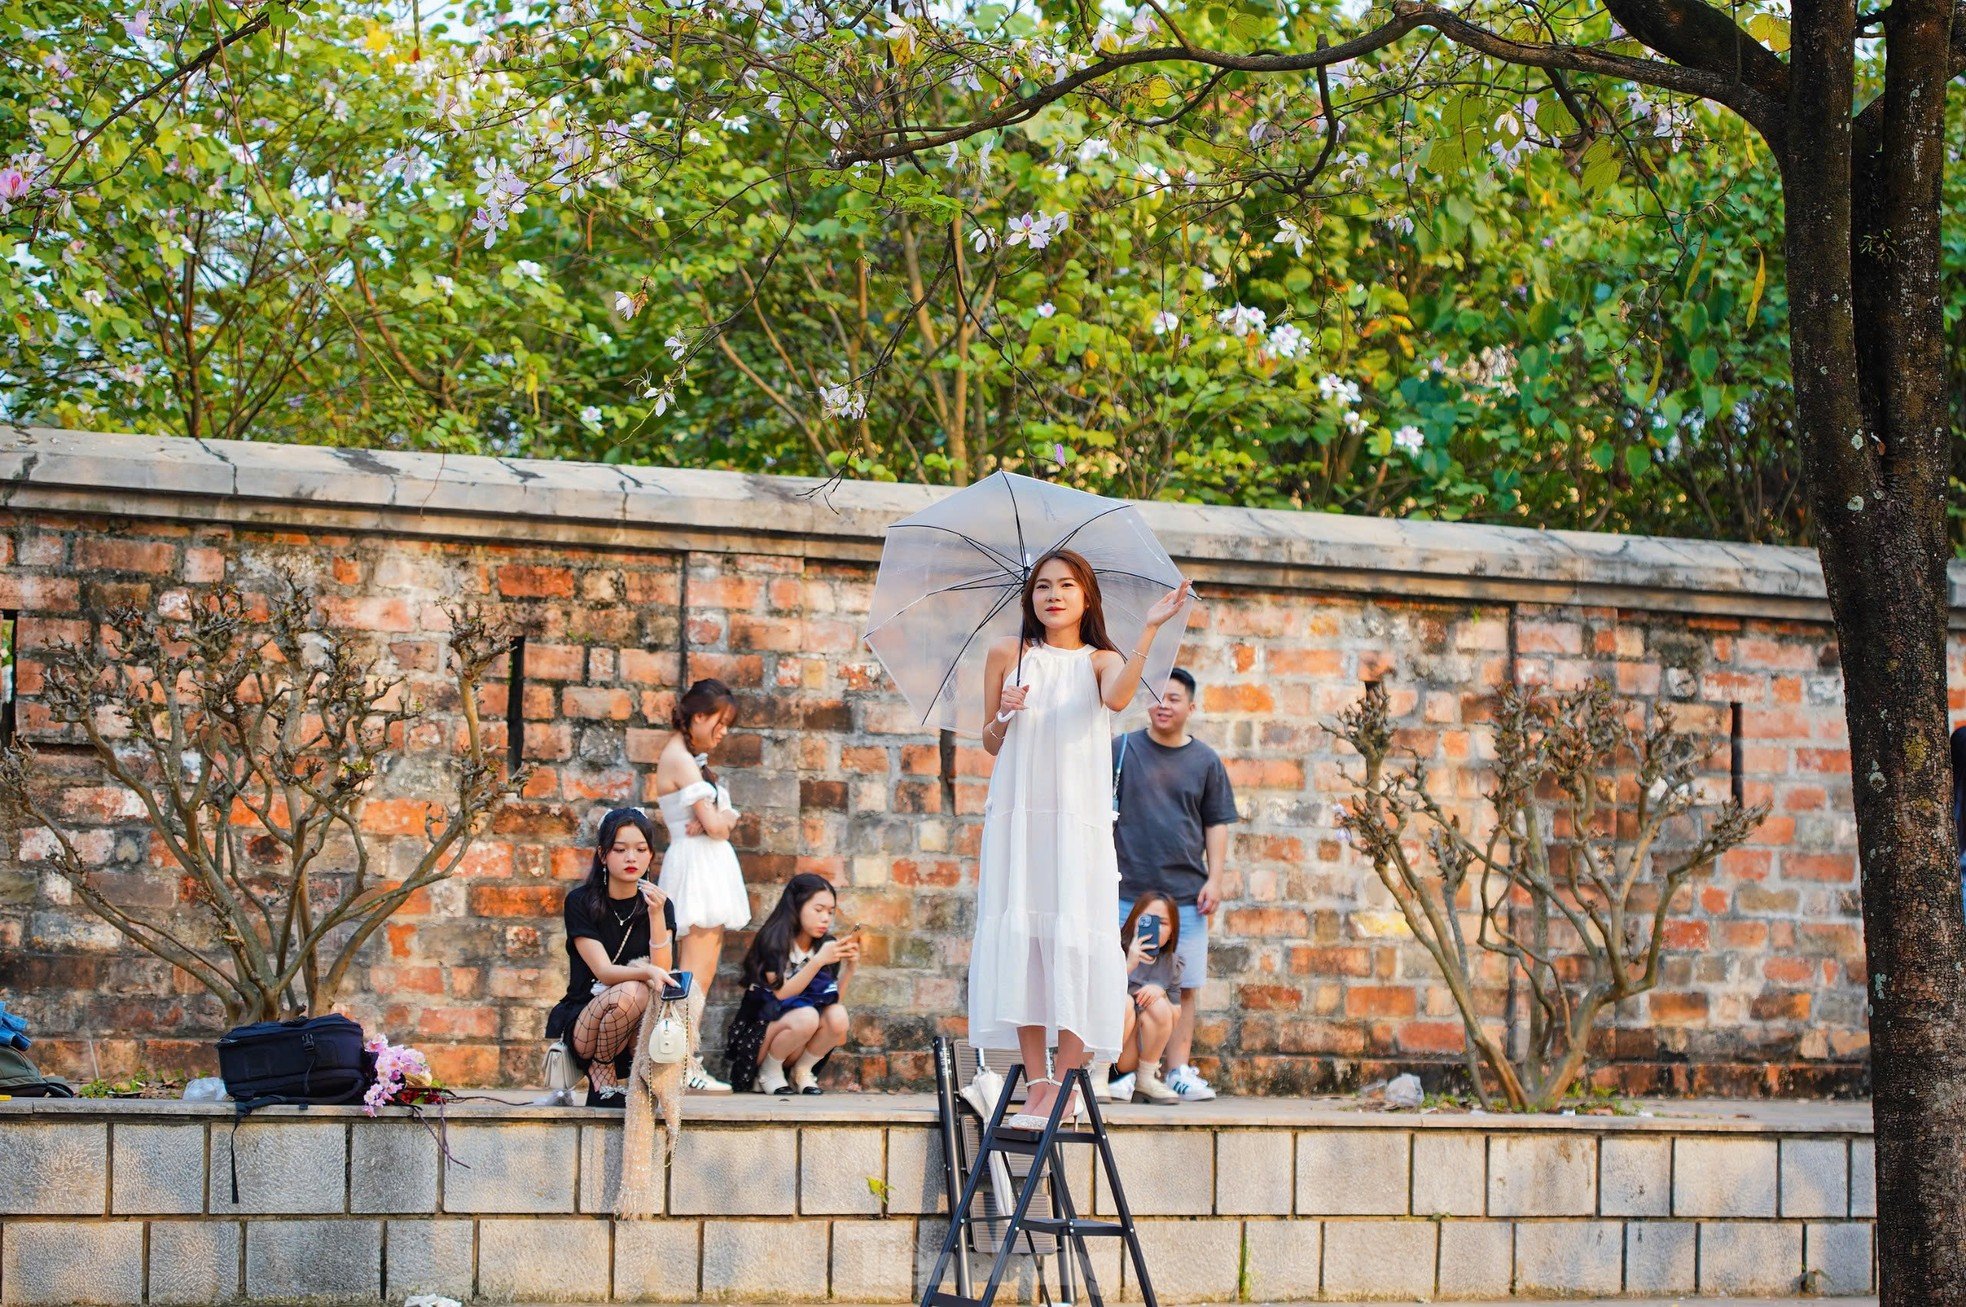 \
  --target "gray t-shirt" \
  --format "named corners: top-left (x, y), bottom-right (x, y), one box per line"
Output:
top-left (1111, 731), bottom-right (1238, 905)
